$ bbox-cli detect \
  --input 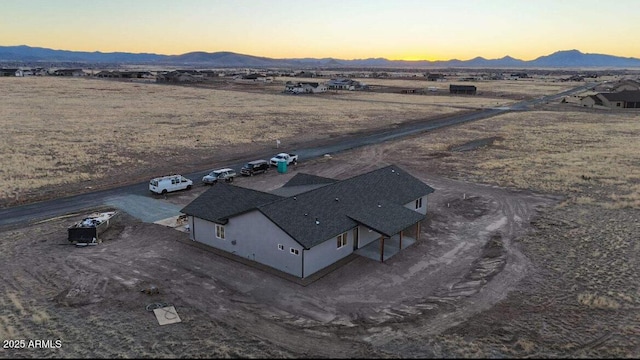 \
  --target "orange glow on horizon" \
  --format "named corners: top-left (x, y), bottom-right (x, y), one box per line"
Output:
top-left (389, 53), bottom-right (447, 62)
